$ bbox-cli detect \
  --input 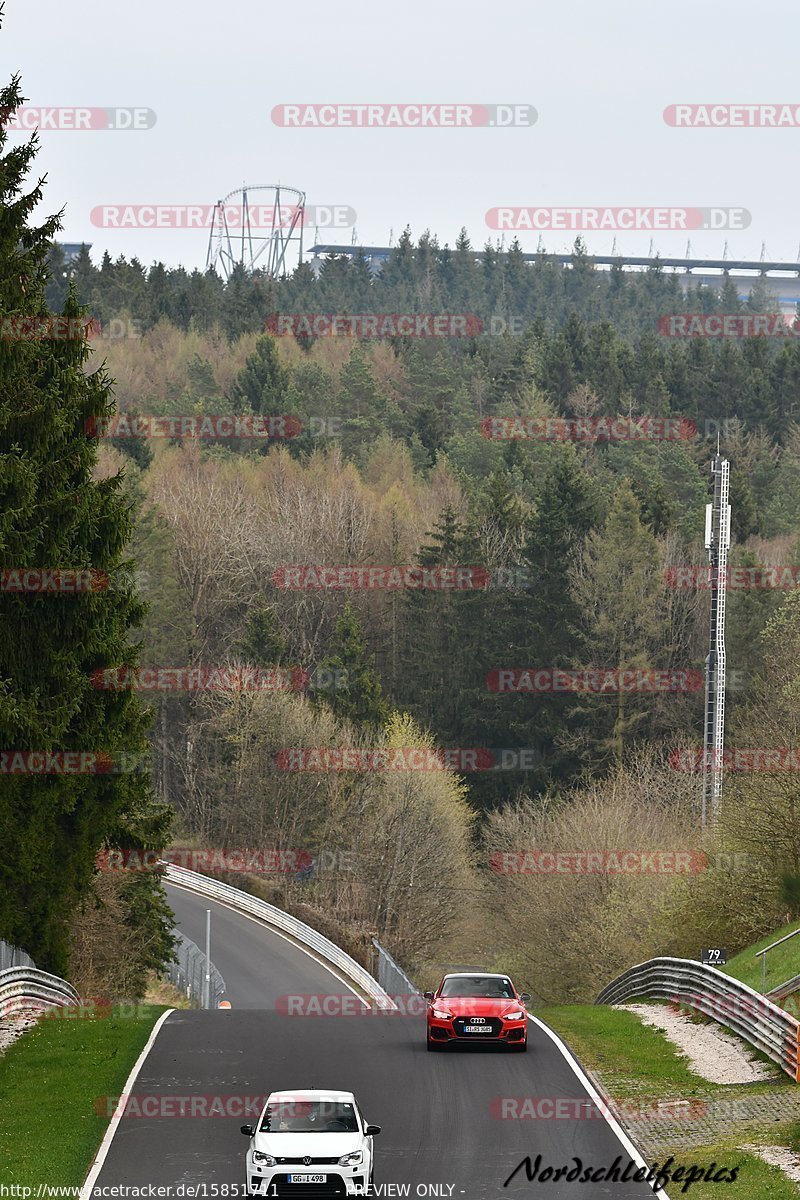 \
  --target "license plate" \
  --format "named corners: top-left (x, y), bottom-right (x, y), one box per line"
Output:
top-left (464, 1024), bottom-right (493, 1033)
top-left (287, 1176), bottom-right (327, 1184)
